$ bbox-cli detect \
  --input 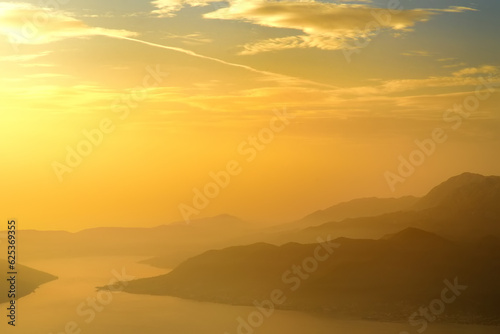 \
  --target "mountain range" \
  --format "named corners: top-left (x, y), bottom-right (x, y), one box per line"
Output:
top-left (266, 172), bottom-right (500, 245)
top-left (121, 227), bottom-right (500, 325)
top-left (276, 195), bottom-right (418, 230)
top-left (117, 172), bottom-right (500, 326)
top-left (3, 171), bottom-right (500, 322)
